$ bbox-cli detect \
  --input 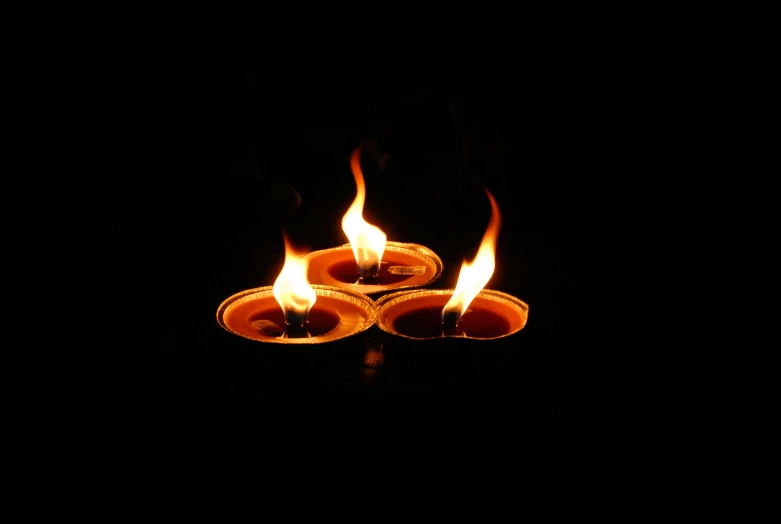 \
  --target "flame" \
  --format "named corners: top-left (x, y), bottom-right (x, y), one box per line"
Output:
top-left (272, 233), bottom-right (317, 320)
top-left (341, 147), bottom-right (387, 274)
top-left (442, 189), bottom-right (502, 323)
